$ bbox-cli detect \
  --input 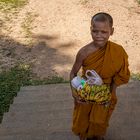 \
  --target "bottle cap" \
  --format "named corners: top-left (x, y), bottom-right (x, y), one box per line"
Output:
top-left (81, 79), bottom-right (86, 86)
